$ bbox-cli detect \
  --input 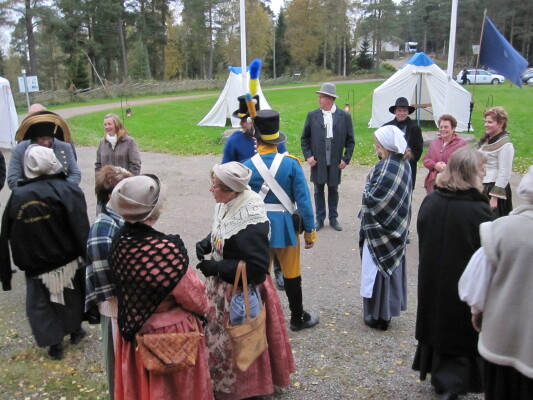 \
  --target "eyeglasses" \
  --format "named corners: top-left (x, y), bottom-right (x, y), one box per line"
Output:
top-left (211, 181), bottom-right (220, 190)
